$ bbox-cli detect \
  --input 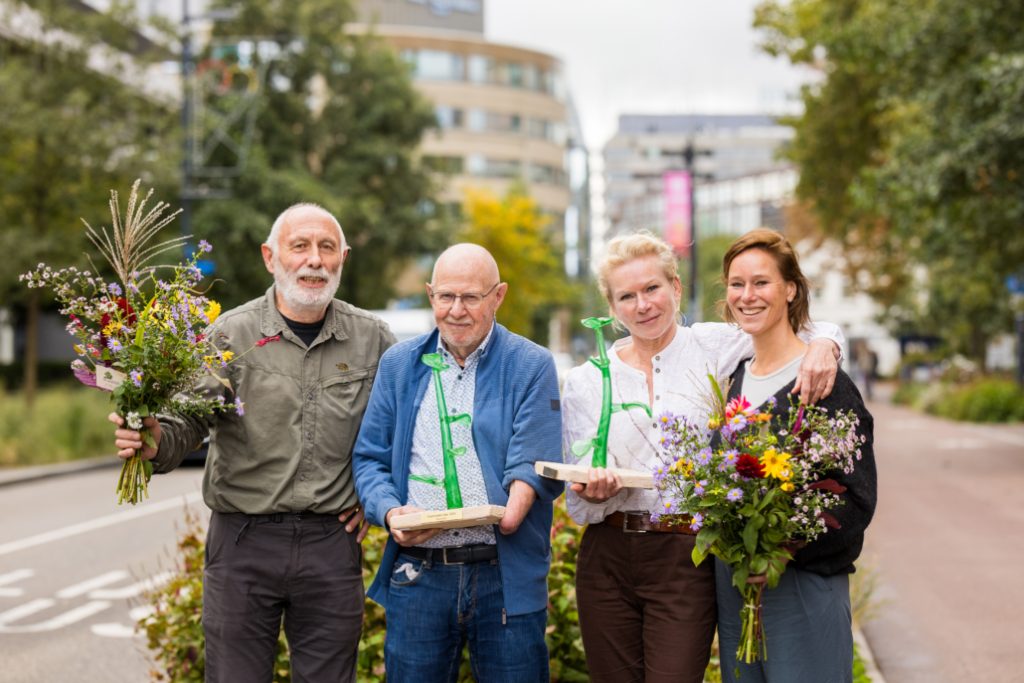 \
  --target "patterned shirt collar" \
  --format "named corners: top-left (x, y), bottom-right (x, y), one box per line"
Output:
top-left (436, 322), bottom-right (495, 368)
